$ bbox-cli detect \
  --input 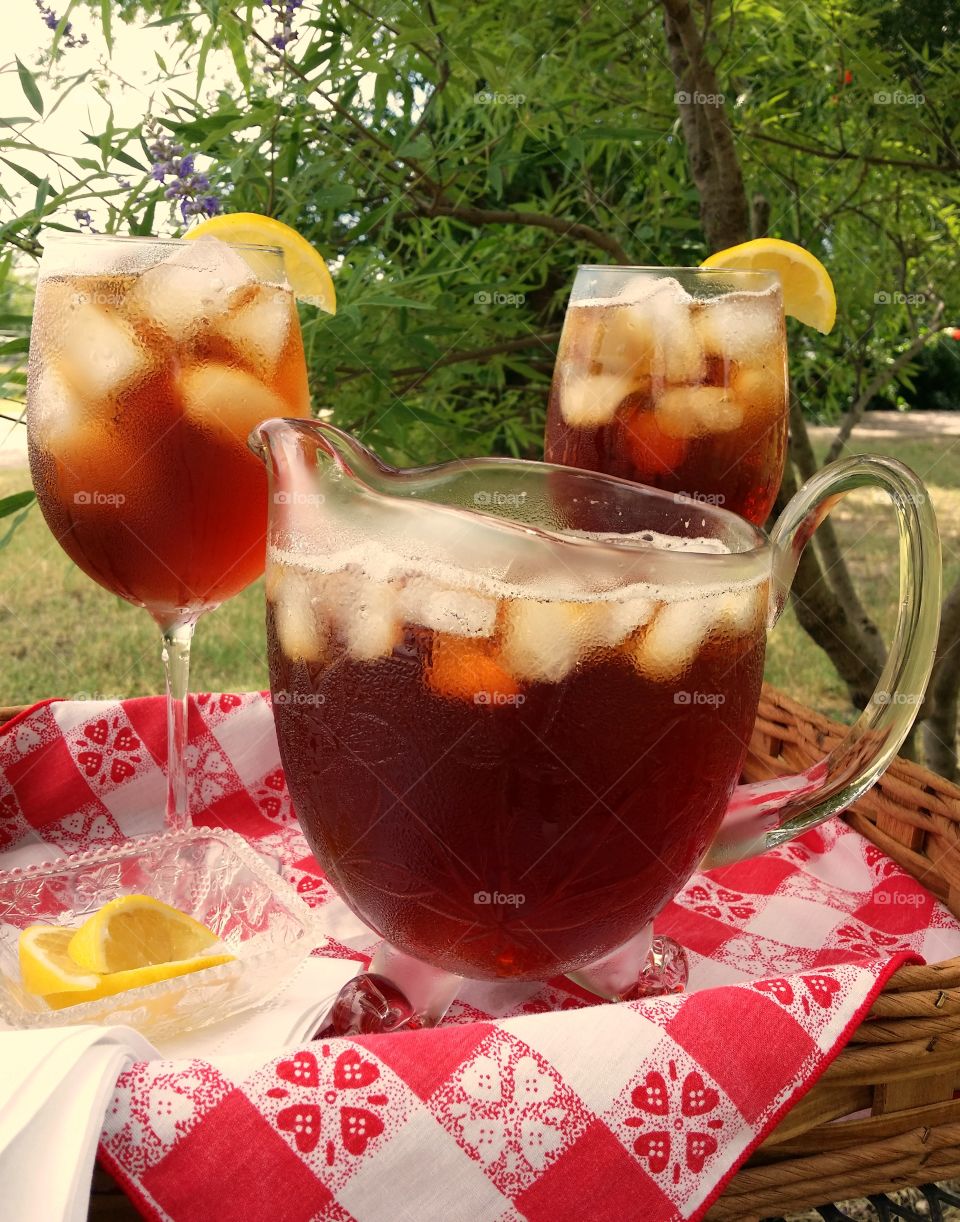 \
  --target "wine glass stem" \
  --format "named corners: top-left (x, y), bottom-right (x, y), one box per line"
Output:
top-left (161, 622), bottom-right (195, 831)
